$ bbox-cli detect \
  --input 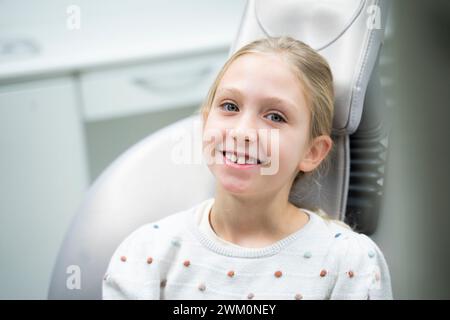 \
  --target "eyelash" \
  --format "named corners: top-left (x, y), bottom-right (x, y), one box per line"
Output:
top-left (219, 102), bottom-right (287, 123)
